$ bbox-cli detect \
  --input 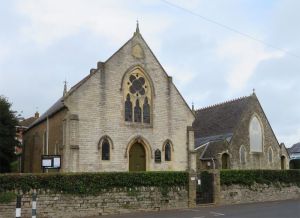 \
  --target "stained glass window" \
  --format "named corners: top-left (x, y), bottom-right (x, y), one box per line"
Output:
top-left (143, 97), bottom-right (150, 123)
top-left (134, 99), bottom-right (141, 122)
top-left (125, 94), bottom-right (132, 122)
top-left (102, 139), bottom-right (110, 160)
top-left (124, 68), bottom-right (151, 124)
